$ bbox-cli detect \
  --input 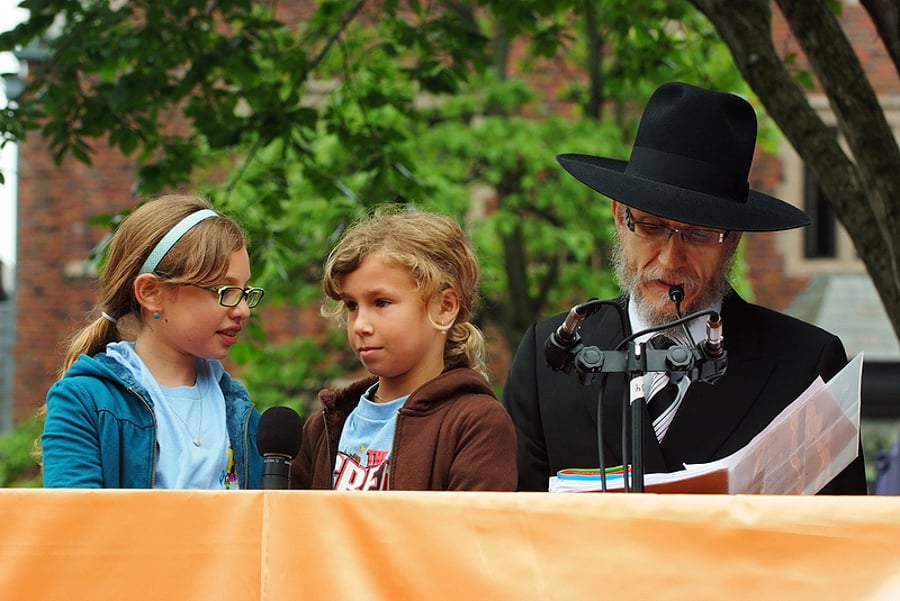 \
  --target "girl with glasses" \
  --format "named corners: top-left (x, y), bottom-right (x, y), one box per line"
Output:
top-left (40, 194), bottom-right (265, 489)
